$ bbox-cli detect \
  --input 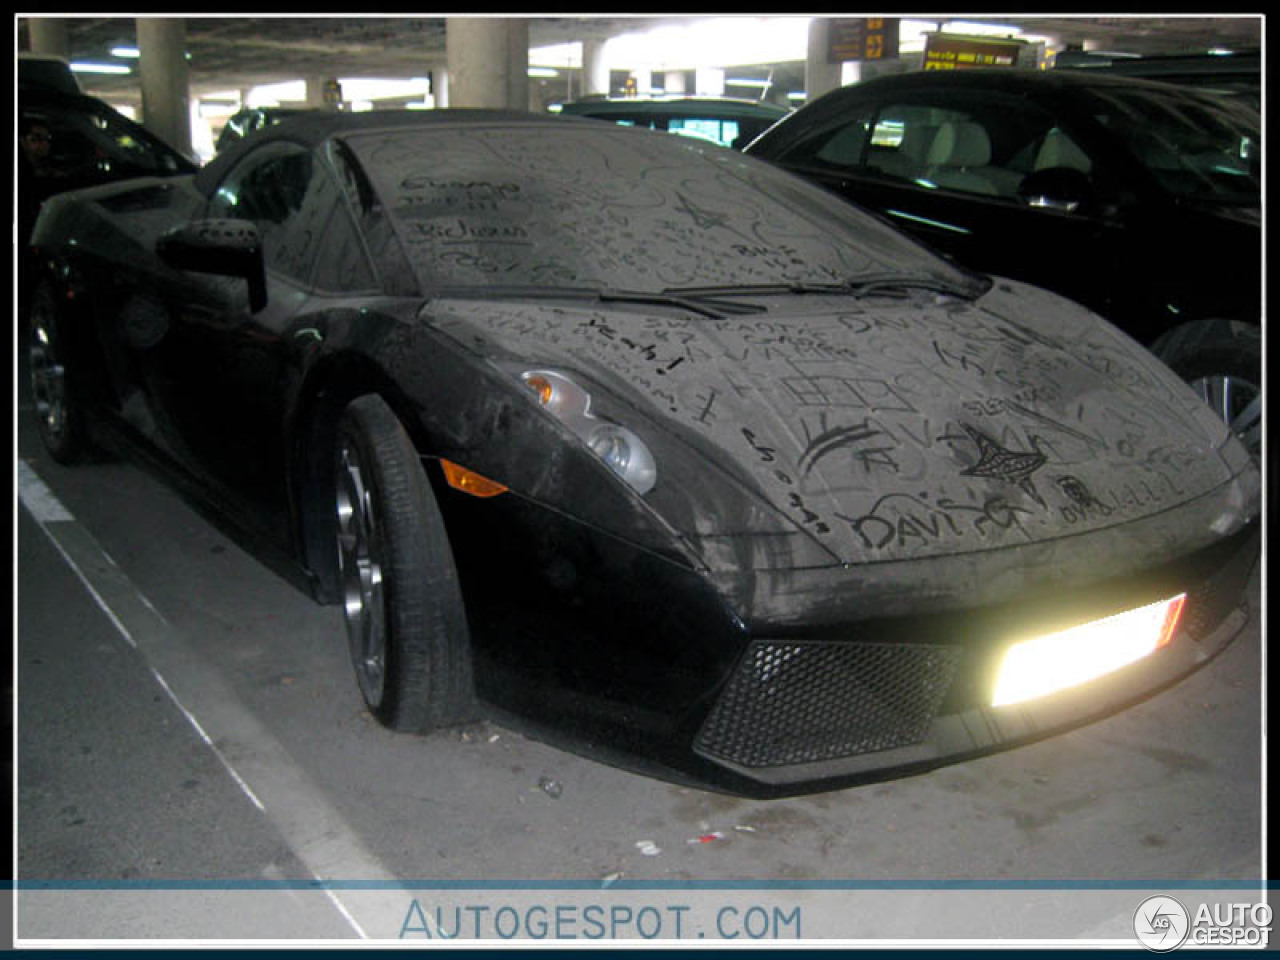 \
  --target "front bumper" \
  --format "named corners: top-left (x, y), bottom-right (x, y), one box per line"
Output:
top-left (690, 522), bottom-right (1257, 794)
top-left (441, 477), bottom-right (1258, 797)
